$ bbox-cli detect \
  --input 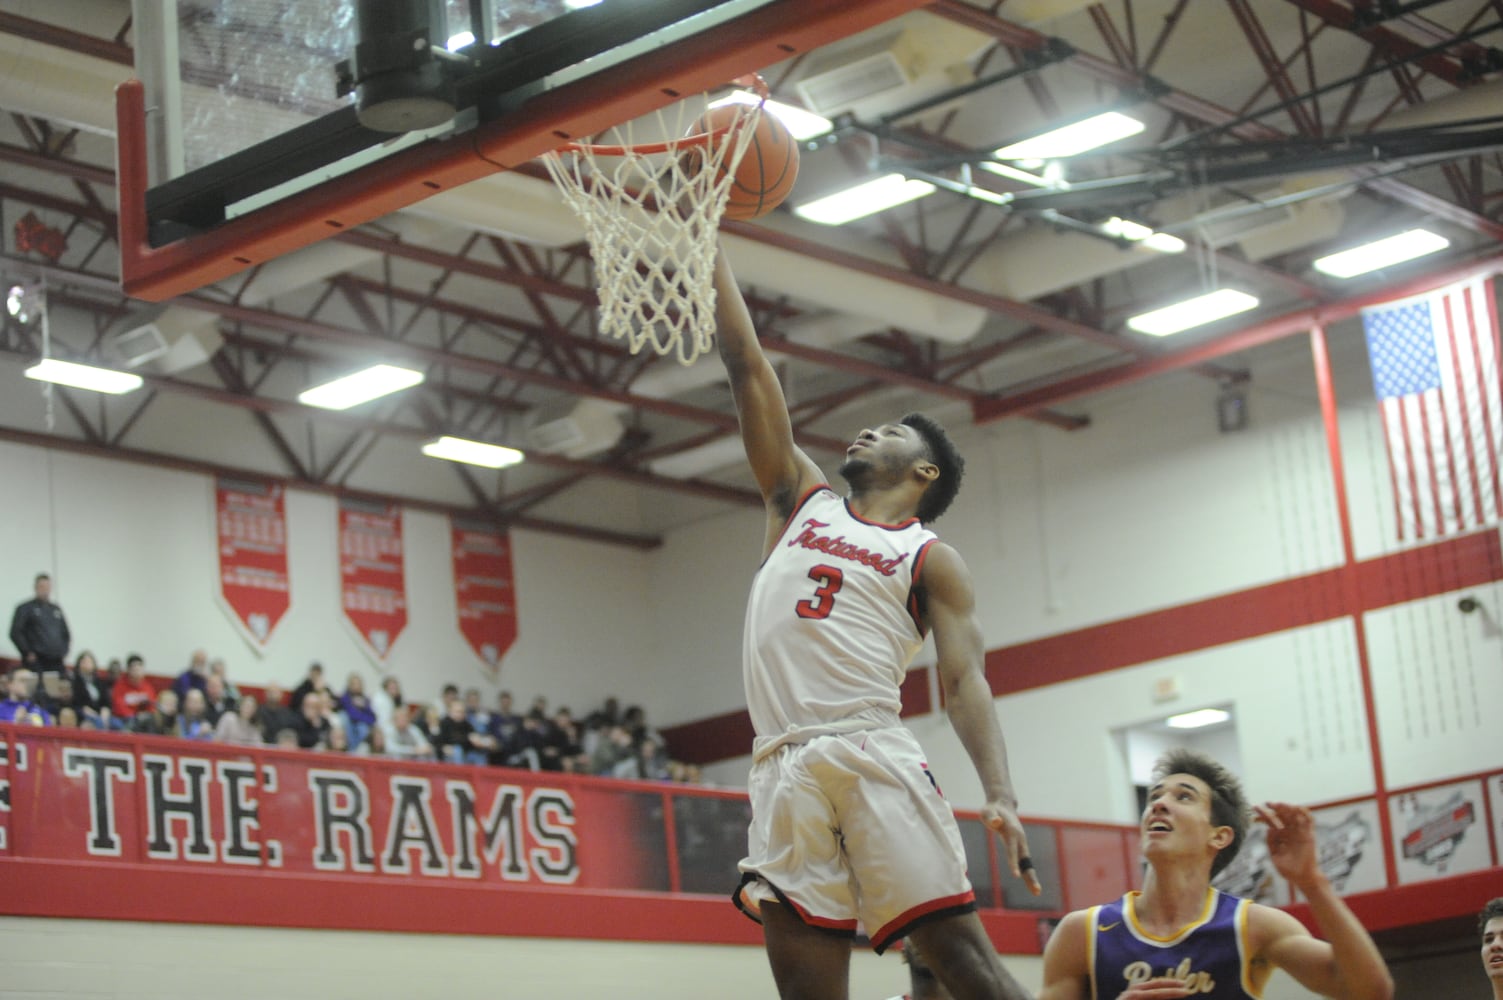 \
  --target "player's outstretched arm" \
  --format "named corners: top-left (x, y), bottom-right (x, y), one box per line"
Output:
top-left (713, 245), bottom-right (821, 526)
top-left (1252, 802), bottom-right (1393, 1000)
top-left (923, 542), bottom-right (1040, 896)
